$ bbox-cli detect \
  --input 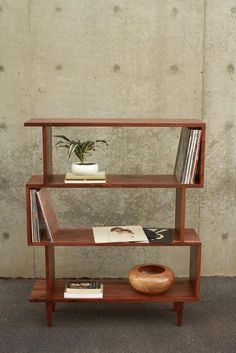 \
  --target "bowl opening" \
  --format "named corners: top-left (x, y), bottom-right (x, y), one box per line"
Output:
top-left (139, 265), bottom-right (165, 275)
